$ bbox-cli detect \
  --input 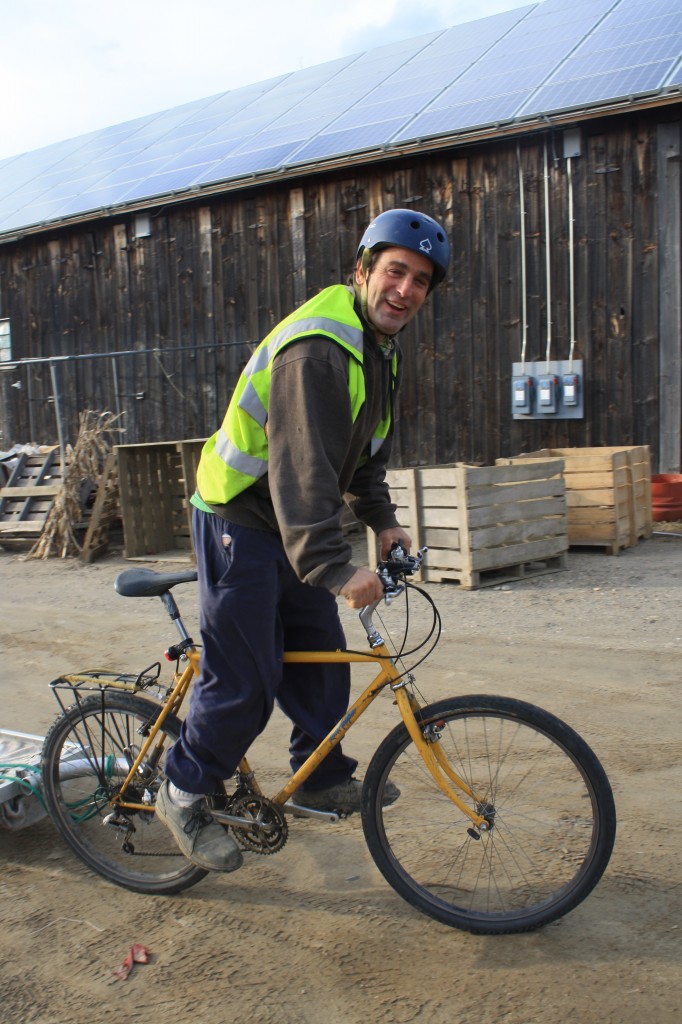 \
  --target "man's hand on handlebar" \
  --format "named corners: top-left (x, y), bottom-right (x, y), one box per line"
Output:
top-left (377, 526), bottom-right (412, 560)
top-left (341, 567), bottom-right (385, 608)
